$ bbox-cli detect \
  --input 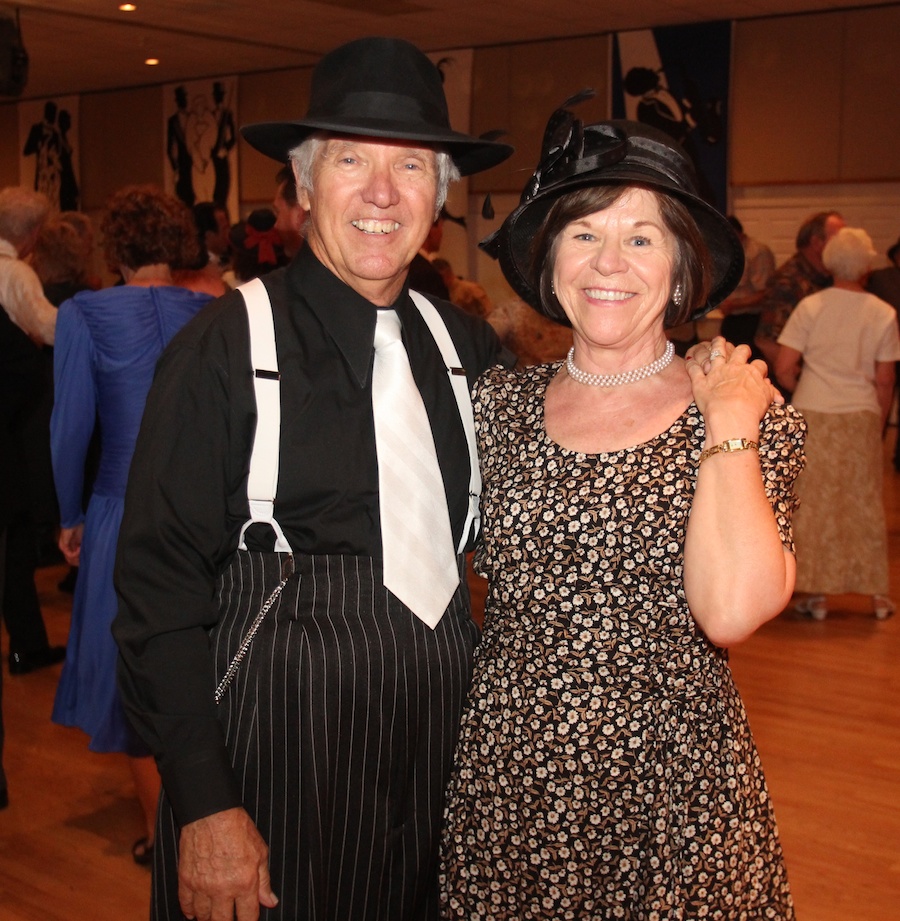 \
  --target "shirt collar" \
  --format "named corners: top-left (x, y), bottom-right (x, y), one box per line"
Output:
top-left (287, 246), bottom-right (417, 389)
